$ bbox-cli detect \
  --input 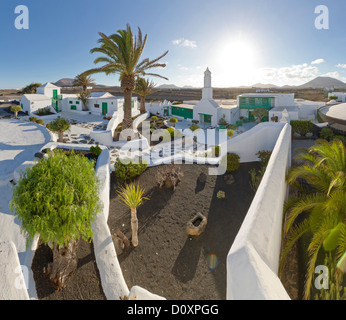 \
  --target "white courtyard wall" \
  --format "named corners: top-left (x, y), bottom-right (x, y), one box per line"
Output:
top-left (226, 123), bottom-right (292, 300)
